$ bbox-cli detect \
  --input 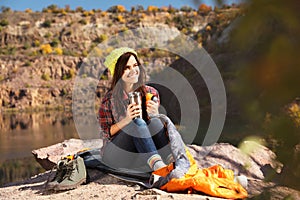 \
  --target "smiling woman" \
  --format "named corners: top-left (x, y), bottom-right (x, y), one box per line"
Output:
top-left (98, 47), bottom-right (185, 172)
